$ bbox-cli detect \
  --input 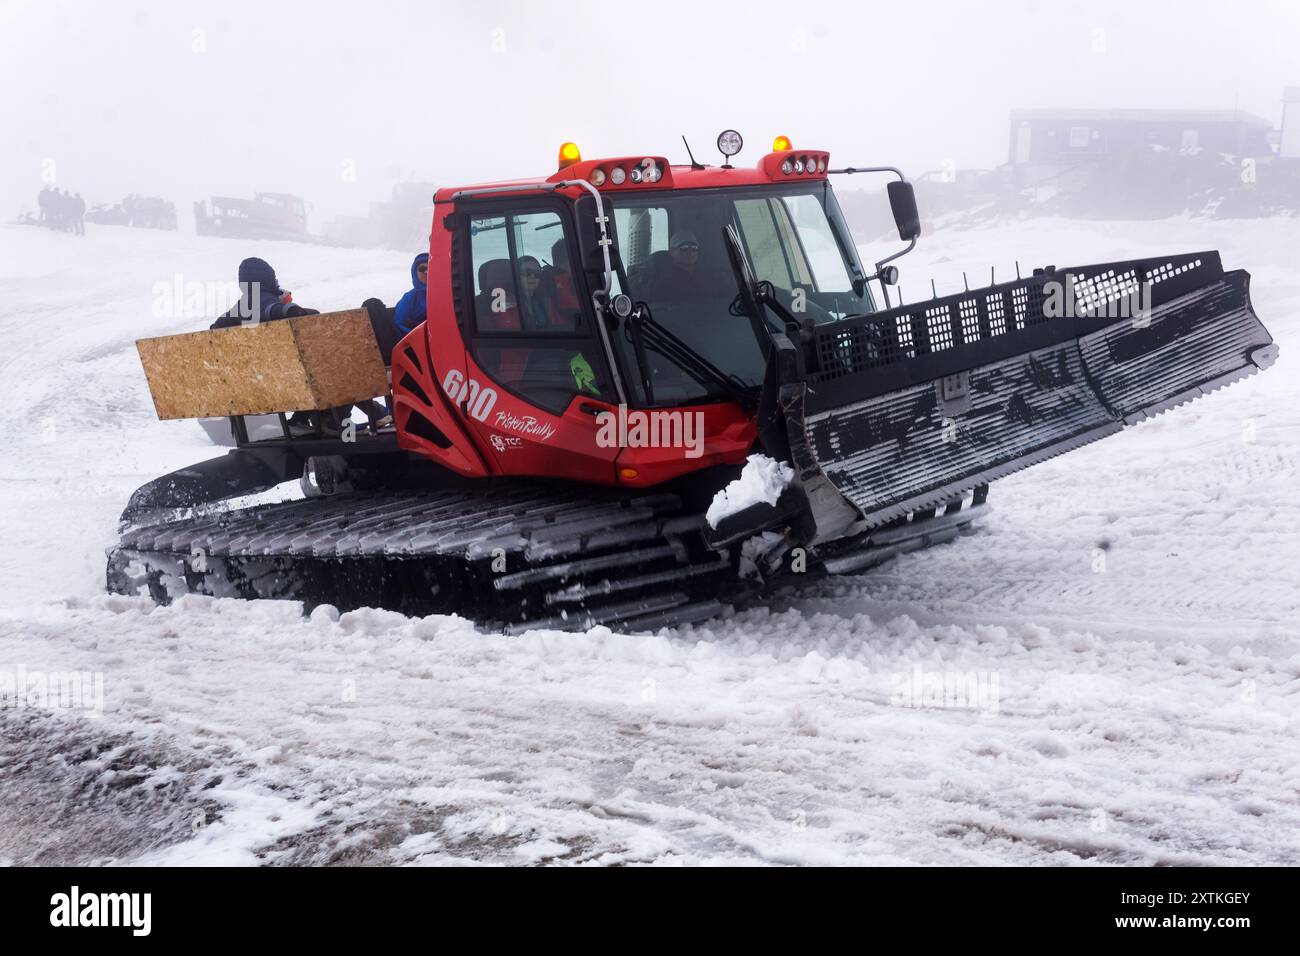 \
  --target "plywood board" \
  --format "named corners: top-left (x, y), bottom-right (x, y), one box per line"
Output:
top-left (137, 309), bottom-right (388, 419)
